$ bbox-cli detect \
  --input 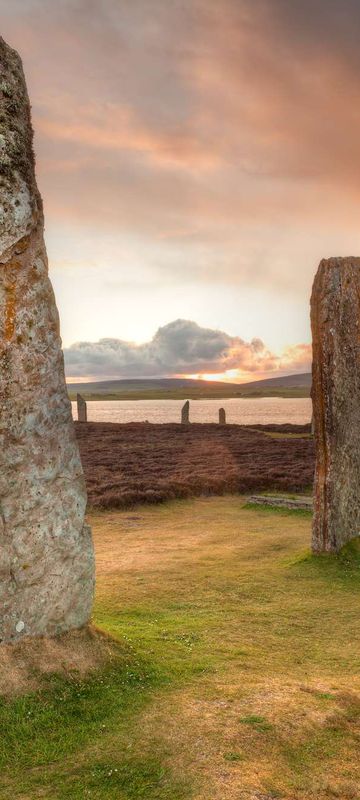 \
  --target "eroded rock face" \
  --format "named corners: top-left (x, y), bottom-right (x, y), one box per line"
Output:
top-left (0, 38), bottom-right (94, 641)
top-left (311, 257), bottom-right (360, 553)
